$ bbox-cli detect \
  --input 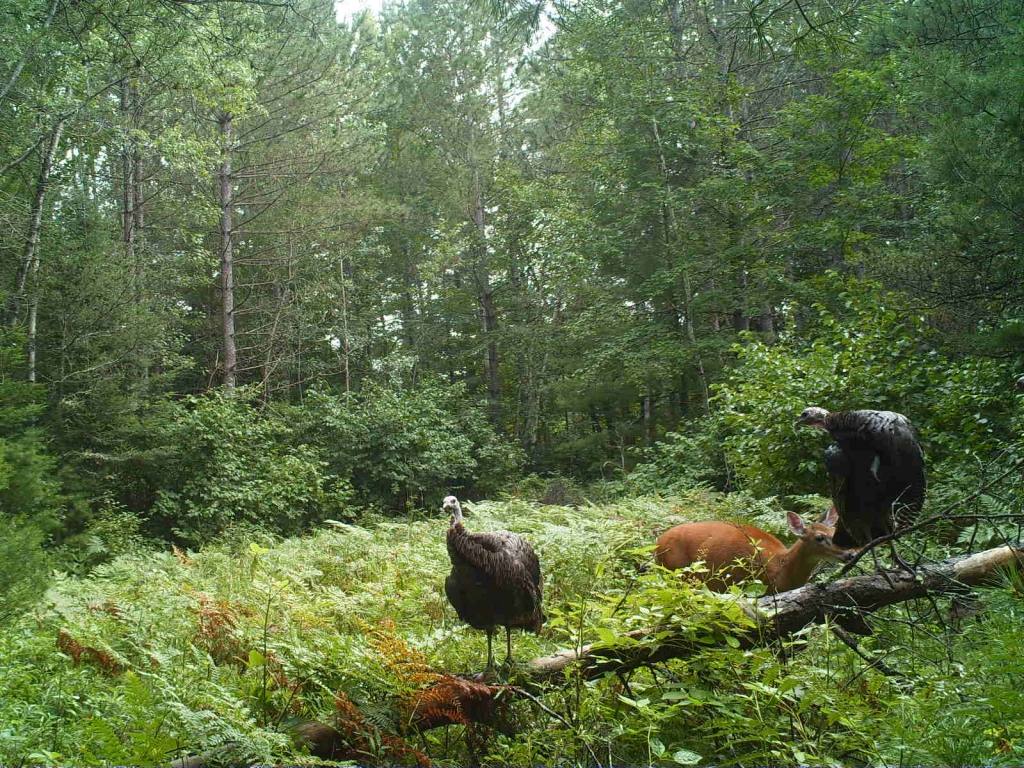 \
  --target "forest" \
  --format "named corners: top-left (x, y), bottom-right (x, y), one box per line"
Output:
top-left (1, 0), bottom-right (1023, 763)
